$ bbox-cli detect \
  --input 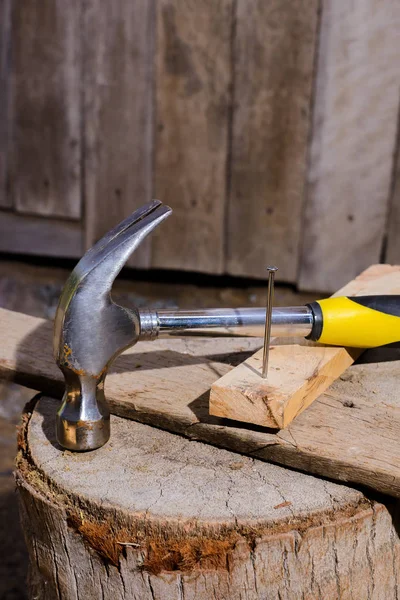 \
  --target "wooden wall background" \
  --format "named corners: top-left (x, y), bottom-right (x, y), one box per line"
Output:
top-left (1, 0), bottom-right (400, 292)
